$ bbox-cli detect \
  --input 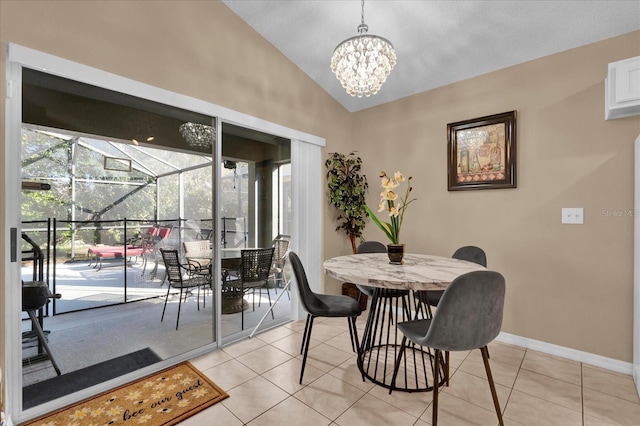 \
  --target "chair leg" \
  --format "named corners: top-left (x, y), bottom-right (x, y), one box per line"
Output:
top-left (241, 285), bottom-right (246, 330)
top-left (347, 316), bottom-right (356, 352)
top-left (140, 256), bottom-right (147, 276)
top-left (282, 270), bottom-right (290, 301)
top-left (432, 348), bottom-right (441, 426)
top-left (300, 315), bottom-right (315, 384)
top-left (272, 273), bottom-right (278, 295)
top-left (201, 283), bottom-right (206, 309)
top-left (196, 285), bottom-right (201, 311)
top-left (175, 288), bottom-right (184, 330)
top-left (160, 282), bottom-right (172, 323)
top-left (301, 314), bottom-right (312, 355)
top-left (241, 298), bottom-right (245, 330)
top-left (481, 346), bottom-right (504, 426)
top-left (266, 285), bottom-right (274, 319)
top-left (388, 335), bottom-right (408, 394)
top-left (445, 351), bottom-right (450, 386)
top-left (349, 316), bottom-right (365, 381)
top-left (348, 316), bottom-right (361, 353)
top-left (252, 288), bottom-right (256, 311)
